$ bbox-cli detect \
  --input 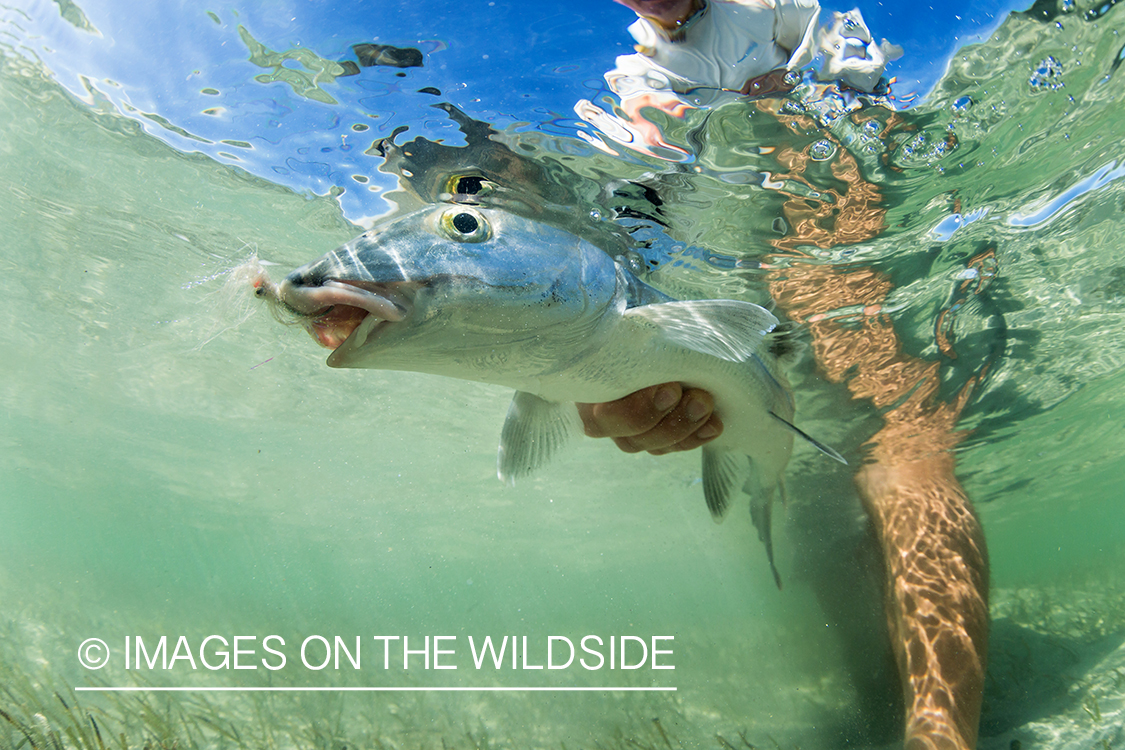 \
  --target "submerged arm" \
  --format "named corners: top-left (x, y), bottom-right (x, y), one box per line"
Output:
top-left (577, 382), bottom-right (722, 454)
